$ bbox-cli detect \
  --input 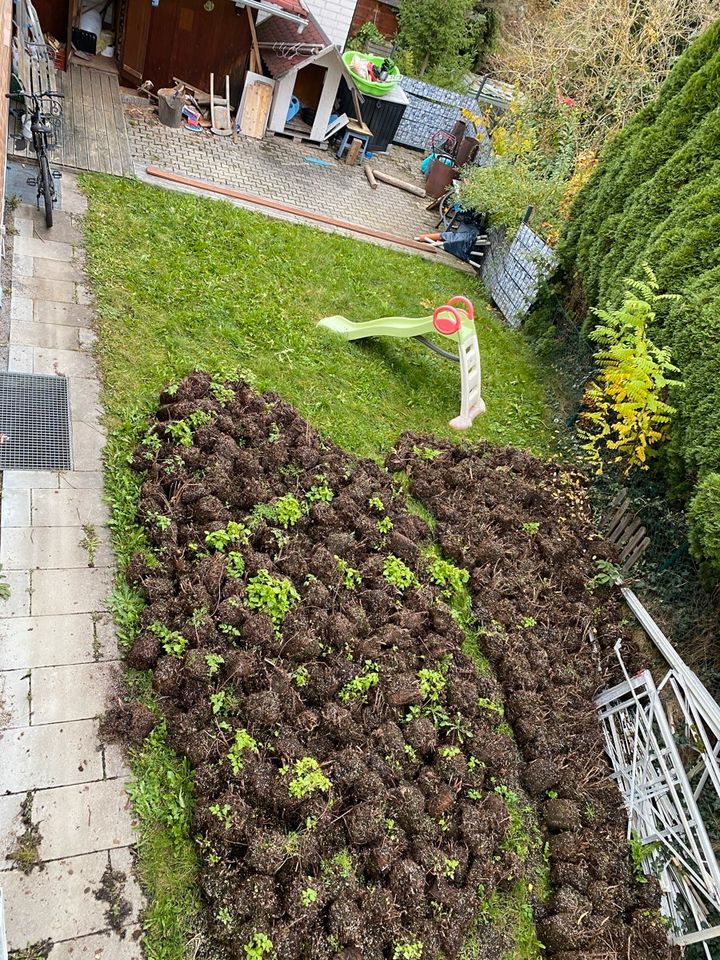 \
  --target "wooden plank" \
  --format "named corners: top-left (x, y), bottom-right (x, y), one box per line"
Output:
top-left (111, 79), bottom-right (134, 176)
top-left (90, 68), bottom-right (112, 174)
top-left (97, 71), bottom-right (122, 176)
top-left (81, 66), bottom-right (101, 172)
top-left (239, 79), bottom-right (272, 139)
top-left (69, 65), bottom-right (89, 171)
top-left (56, 68), bottom-right (73, 168)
